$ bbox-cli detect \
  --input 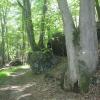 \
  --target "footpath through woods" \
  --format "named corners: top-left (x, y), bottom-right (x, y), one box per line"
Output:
top-left (0, 62), bottom-right (100, 100)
